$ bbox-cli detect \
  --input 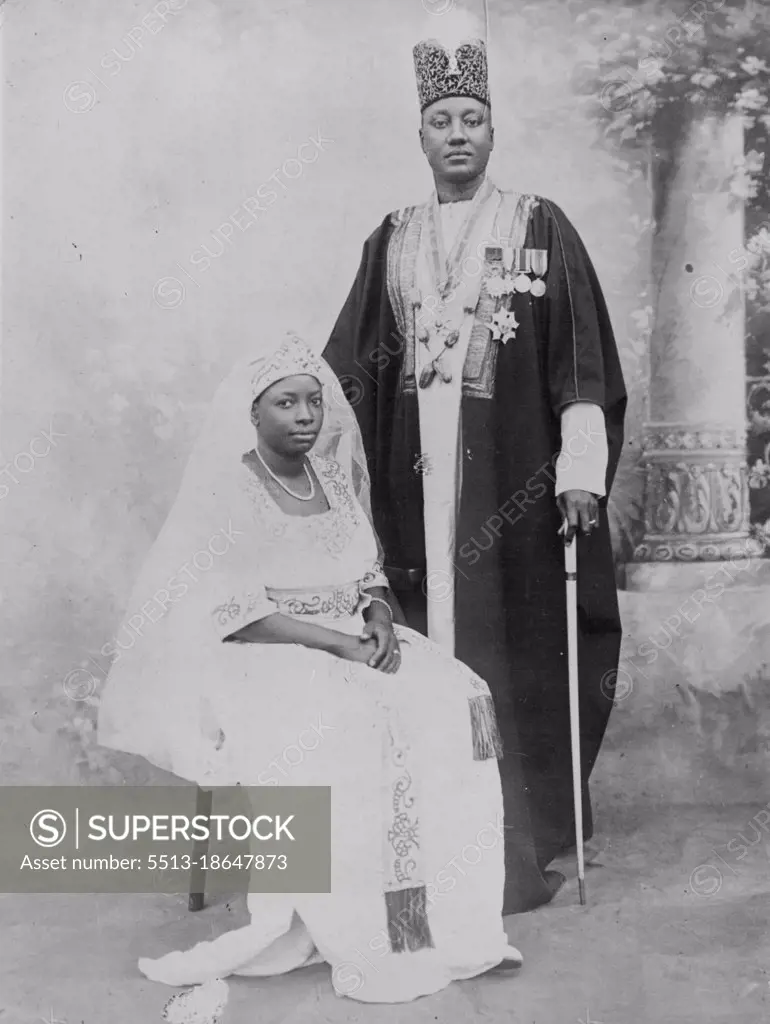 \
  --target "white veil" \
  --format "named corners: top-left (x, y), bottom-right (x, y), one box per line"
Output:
top-left (97, 331), bottom-right (379, 776)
